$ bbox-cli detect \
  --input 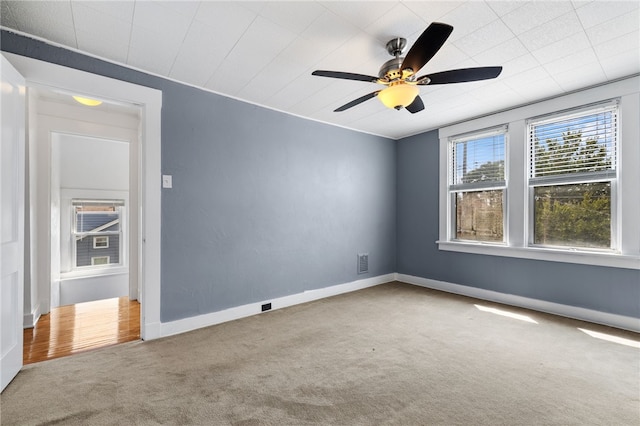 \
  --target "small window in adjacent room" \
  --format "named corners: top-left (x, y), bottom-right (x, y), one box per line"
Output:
top-left (527, 101), bottom-right (618, 250)
top-left (93, 235), bottom-right (109, 249)
top-left (72, 199), bottom-right (124, 269)
top-left (449, 127), bottom-right (507, 243)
